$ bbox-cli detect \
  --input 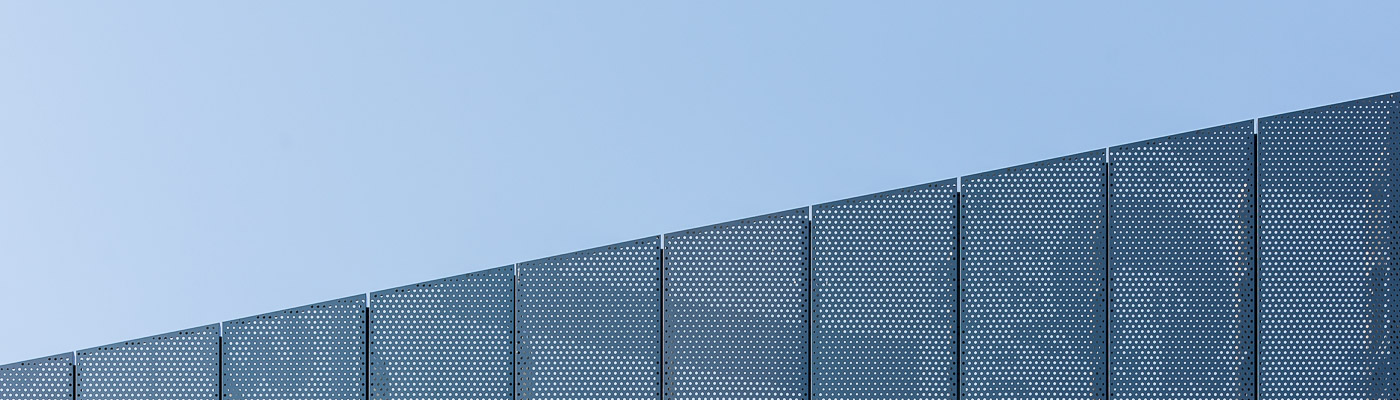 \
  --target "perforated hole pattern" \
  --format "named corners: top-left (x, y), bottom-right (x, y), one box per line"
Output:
top-left (812, 181), bottom-right (957, 400)
top-left (516, 238), bottom-right (661, 400)
top-left (1109, 124), bottom-right (1256, 399)
top-left (222, 295), bottom-right (366, 400)
top-left (1259, 93), bottom-right (1400, 399)
top-left (959, 151), bottom-right (1108, 399)
top-left (663, 209), bottom-right (810, 400)
top-left (75, 325), bottom-right (219, 399)
top-left (0, 354), bottom-right (71, 399)
top-left (368, 266), bottom-right (513, 399)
